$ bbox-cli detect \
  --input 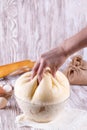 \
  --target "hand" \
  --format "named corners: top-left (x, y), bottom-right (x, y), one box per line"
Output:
top-left (31, 45), bottom-right (67, 82)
